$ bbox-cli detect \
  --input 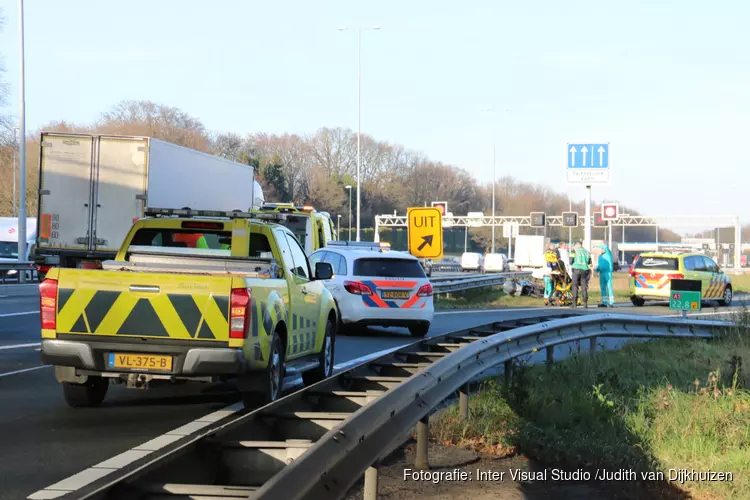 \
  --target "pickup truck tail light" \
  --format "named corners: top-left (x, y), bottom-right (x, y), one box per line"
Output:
top-left (417, 283), bottom-right (433, 297)
top-left (344, 281), bottom-right (373, 296)
top-left (40, 278), bottom-right (58, 330)
top-left (230, 288), bottom-right (251, 339)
